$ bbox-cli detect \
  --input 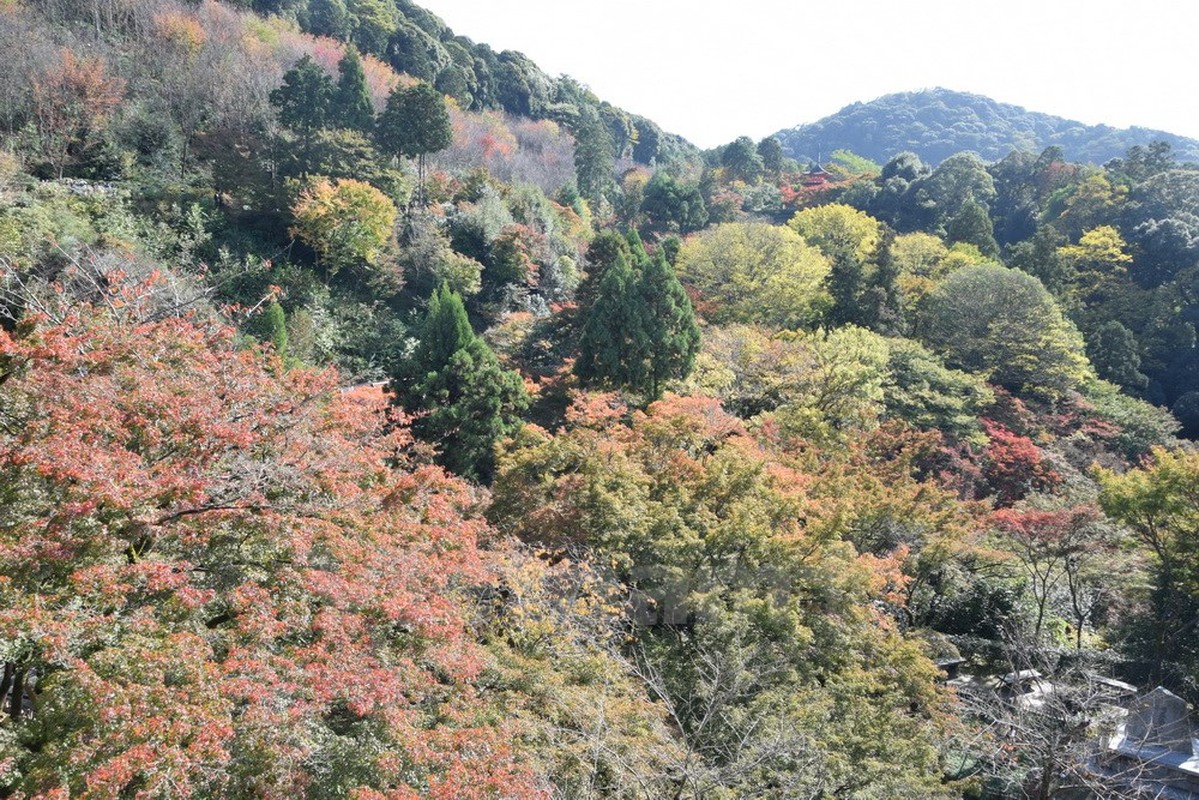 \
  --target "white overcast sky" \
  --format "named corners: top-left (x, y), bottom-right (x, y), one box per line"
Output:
top-left (416, 0), bottom-right (1199, 149)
